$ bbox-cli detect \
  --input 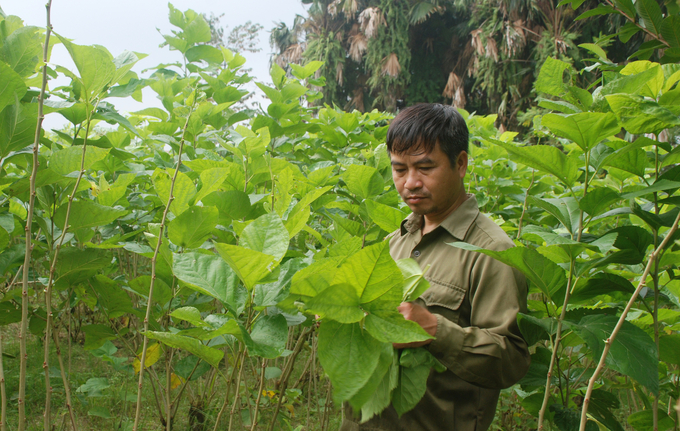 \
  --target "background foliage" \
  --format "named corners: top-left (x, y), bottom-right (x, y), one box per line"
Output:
top-left (0, 1), bottom-right (679, 431)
